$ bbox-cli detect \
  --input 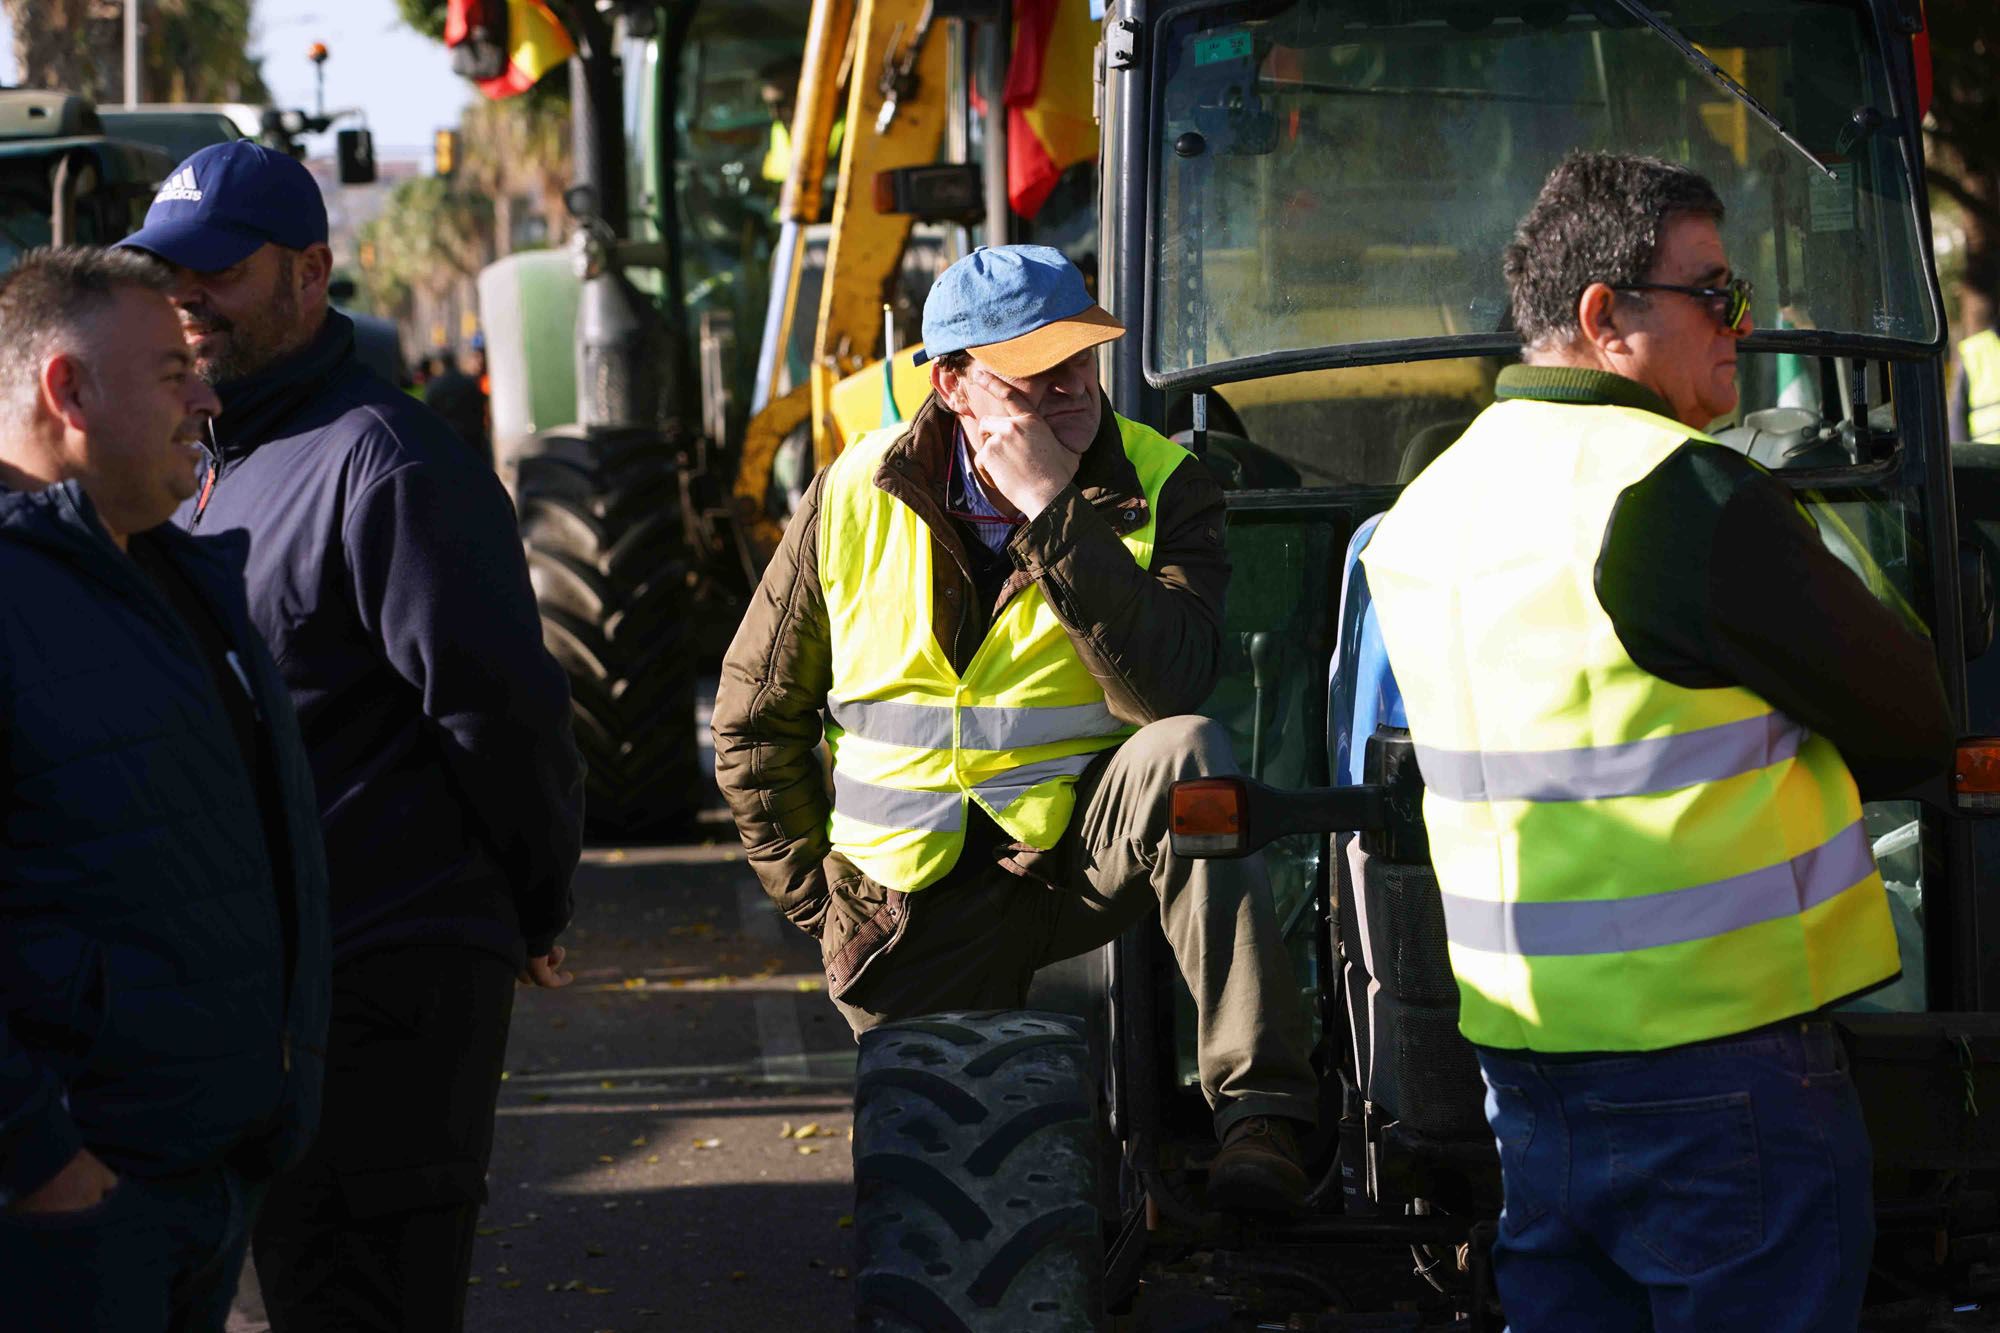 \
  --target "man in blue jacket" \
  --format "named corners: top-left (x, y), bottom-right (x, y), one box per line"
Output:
top-left (119, 141), bottom-right (585, 1331)
top-left (0, 246), bottom-right (331, 1330)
